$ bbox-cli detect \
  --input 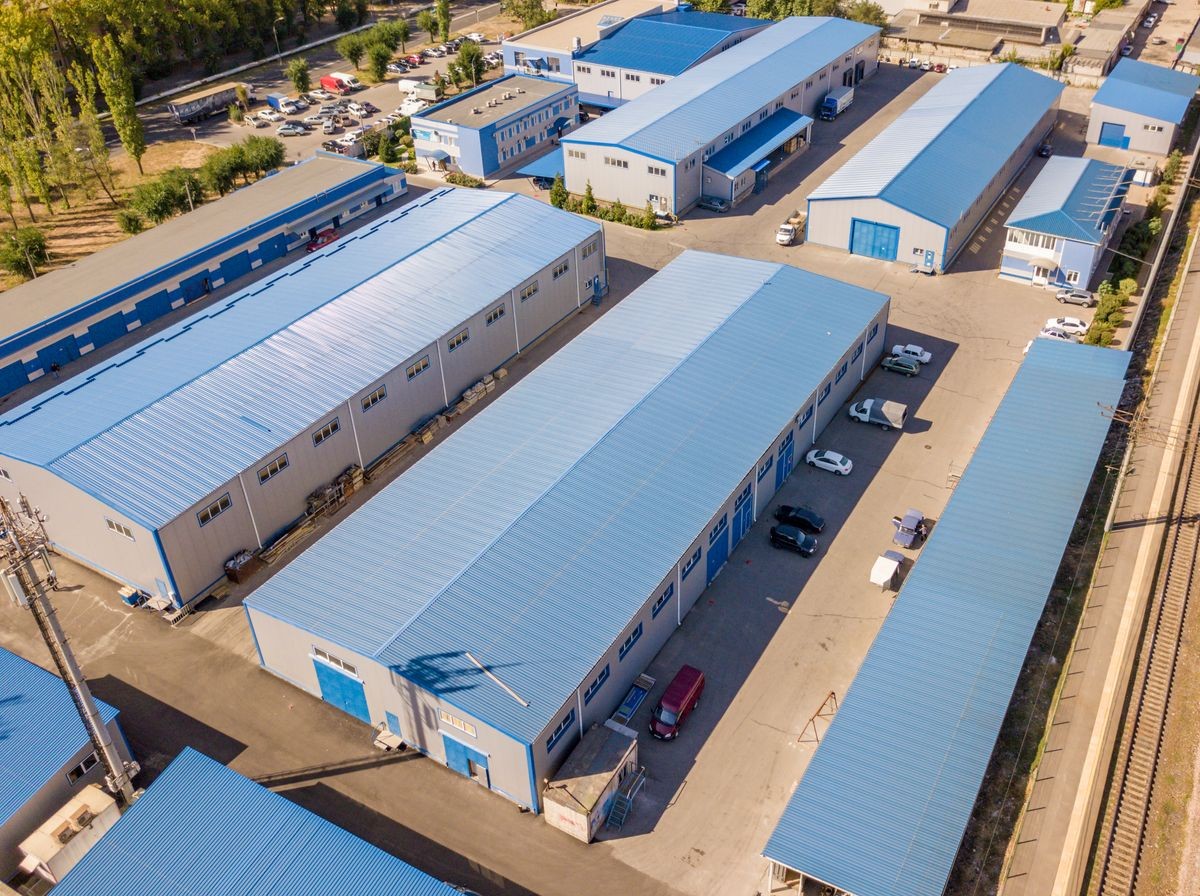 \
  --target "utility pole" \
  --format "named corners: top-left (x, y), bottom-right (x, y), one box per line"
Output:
top-left (0, 496), bottom-right (137, 806)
